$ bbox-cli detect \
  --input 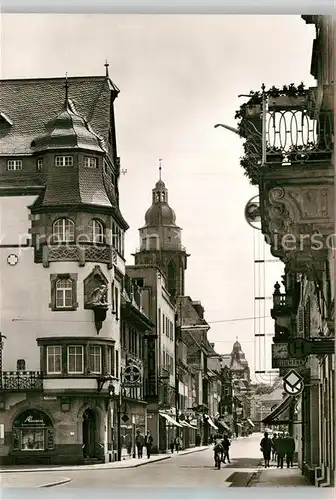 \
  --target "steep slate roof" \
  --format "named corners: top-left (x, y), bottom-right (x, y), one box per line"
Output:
top-left (32, 100), bottom-right (106, 153)
top-left (0, 76), bottom-right (118, 156)
top-left (1, 76), bottom-right (128, 228)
